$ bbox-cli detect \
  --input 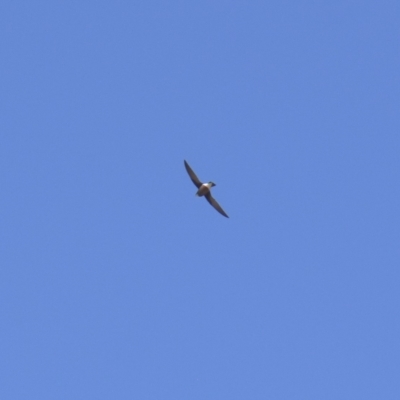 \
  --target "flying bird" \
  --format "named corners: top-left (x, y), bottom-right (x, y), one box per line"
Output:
top-left (184, 160), bottom-right (229, 218)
